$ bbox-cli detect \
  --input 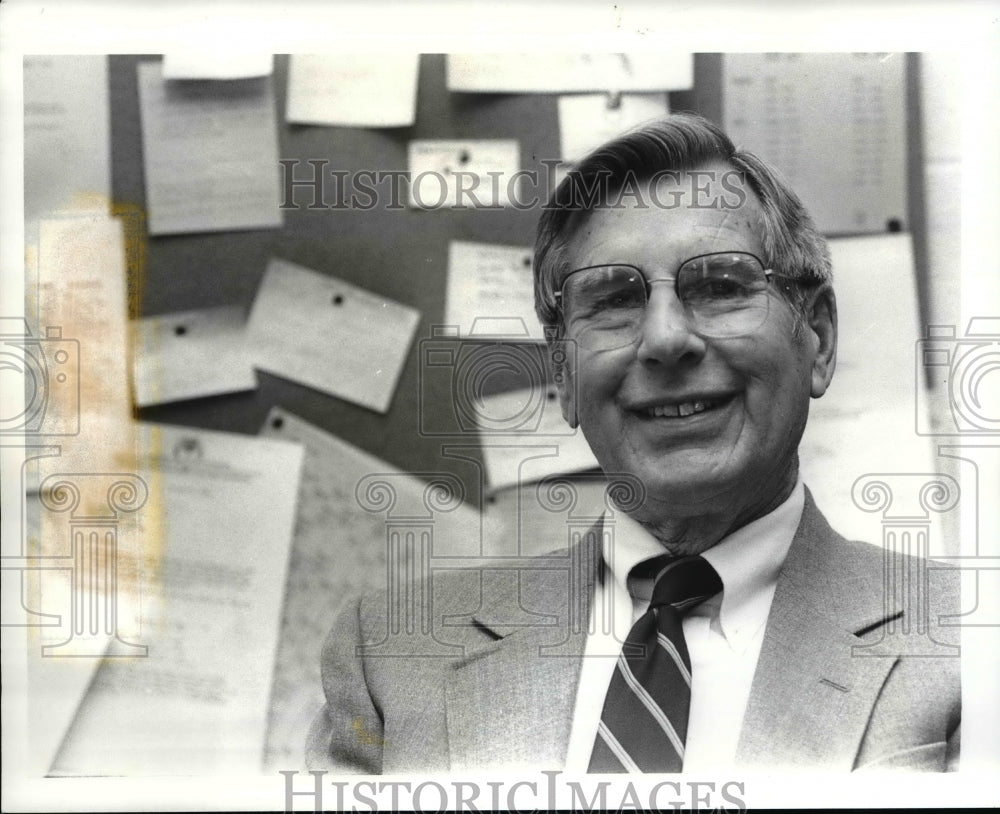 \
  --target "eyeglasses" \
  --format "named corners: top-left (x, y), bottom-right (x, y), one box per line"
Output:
top-left (555, 252), bottom-right (790, 351)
